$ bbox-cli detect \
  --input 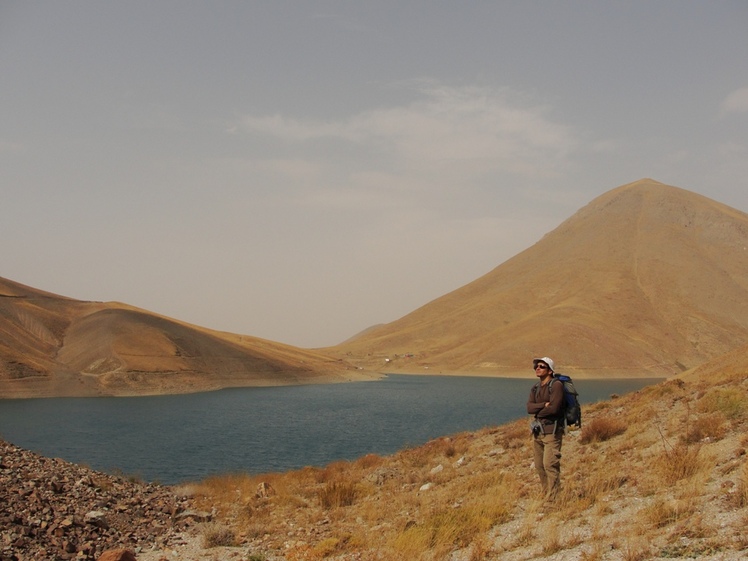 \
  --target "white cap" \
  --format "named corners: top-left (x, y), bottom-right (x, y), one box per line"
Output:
top-left (533, 357), bottom-right (555, 372)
